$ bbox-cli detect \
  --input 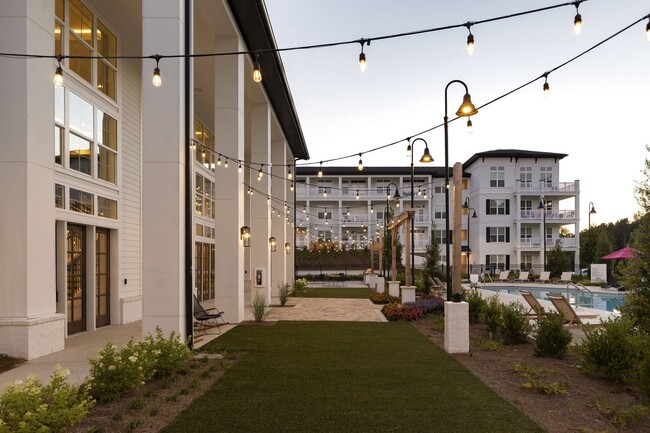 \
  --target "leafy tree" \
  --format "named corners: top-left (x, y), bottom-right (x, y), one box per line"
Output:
top-left (423, 228), bottom-right (442, 290)
top-left (594, 230), bottom-right (614, 263)
top-left (547, 241), bottom-right (570, 278)
top-left (559, 226), bottom-right (574, 238)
